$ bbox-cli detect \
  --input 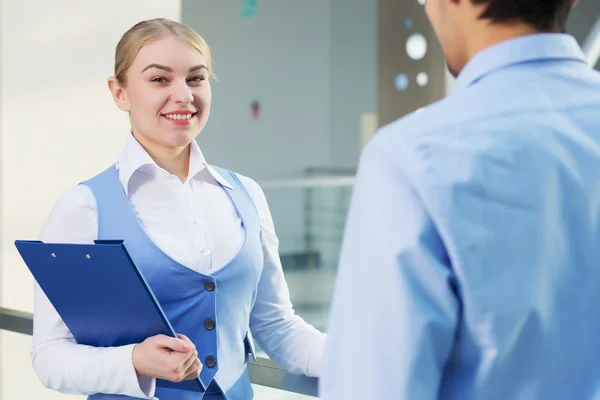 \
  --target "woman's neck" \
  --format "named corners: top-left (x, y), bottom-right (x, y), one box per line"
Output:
top-left (132, 131), bottom-right (190, 182)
